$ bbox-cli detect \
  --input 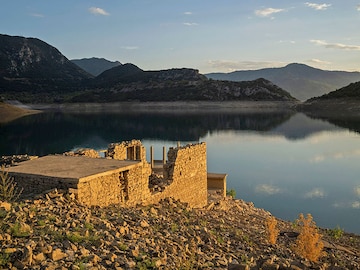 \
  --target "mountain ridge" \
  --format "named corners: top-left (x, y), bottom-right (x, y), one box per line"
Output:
top-left (206, 63), bottom-right (360, 101)
top-left (0, 34), bottom-right (297, 103)
top-left (71, 57), bottom-right (122, 76)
